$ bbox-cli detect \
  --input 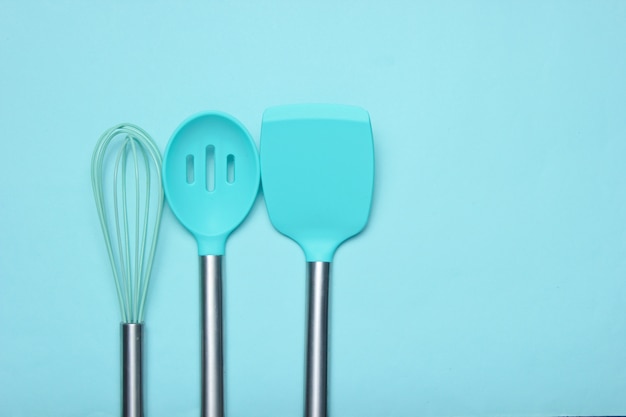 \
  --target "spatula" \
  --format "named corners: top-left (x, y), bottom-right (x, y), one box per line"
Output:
top-left (260, 104), bottom-right (375, 417)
